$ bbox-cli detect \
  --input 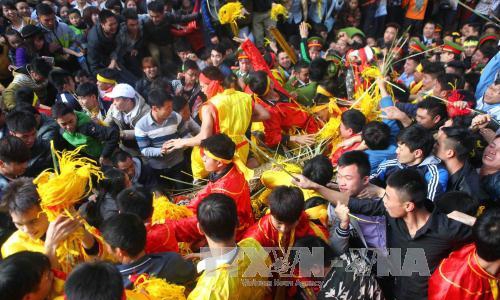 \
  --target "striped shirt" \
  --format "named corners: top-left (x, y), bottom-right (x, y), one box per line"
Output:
top-left (135, 111), bottom-right (184, 169)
